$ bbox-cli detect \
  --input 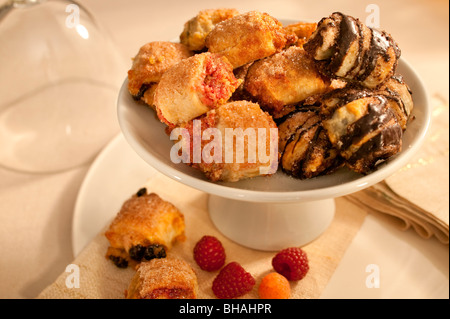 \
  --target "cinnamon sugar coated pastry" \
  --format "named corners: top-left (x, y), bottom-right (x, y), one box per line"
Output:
top-left (283, 21), bottom-right (317, 48)
top-left (180, 8), bottom-right (240, 51)
top-left (244, 46), bottom-right (331, 115)
top-left (153, 52), bottom-right (242, 126)
top-left (126, 257), bottom-right (198, 299)
top-left (175, 100), bottom-right (278, 182)
top-left (205, 11), bottom-right (293, 68)
top-left (105, 188), bottom-right (185, 268)
top-left (127, 41), bottom-right (193, 108)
